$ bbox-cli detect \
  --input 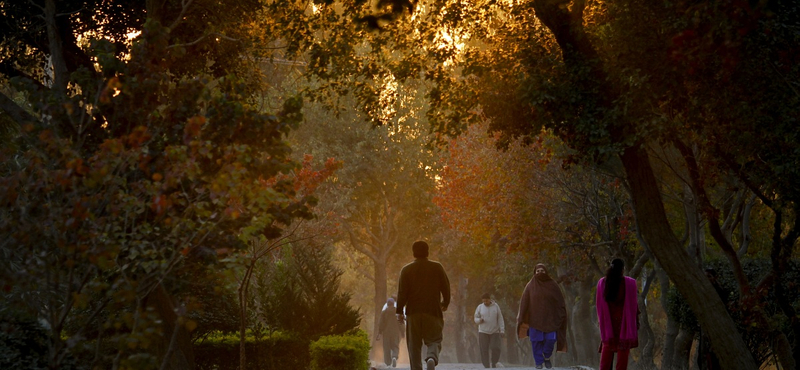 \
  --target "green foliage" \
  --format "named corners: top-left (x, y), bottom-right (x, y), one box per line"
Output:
top-left (255, 242), bottom-right (362, 341)
top-left (0, 314), bottom-right (51, 370)
top-left (193, 331), bottom-right (309, 370)
top-left (0, 5), bottom-right (318, 369)
top-left (309, 329), bottom-right (371, 370)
